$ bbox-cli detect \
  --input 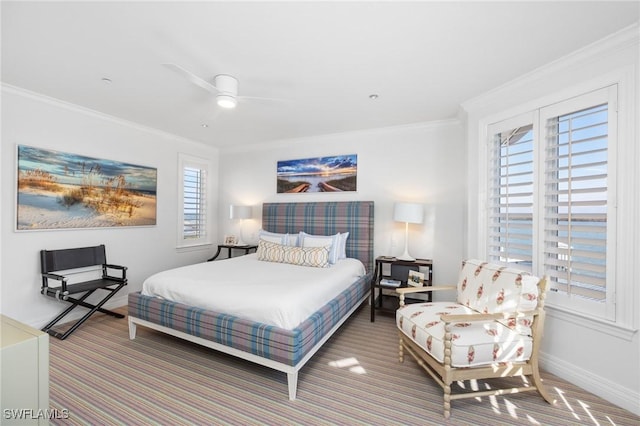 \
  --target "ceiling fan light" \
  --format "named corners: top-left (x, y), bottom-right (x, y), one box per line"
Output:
top-left (217, 94), bottom-right (237, 109)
